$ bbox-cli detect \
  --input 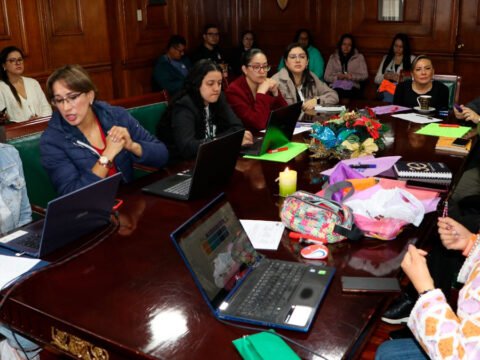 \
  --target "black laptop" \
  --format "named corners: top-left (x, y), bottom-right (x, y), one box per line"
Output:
top-left (241, 102), bottom-right (302, 156)
top-left (142, 130), bottom-right (244, 200)
top-left (0, 173), bottom-right (122, 259)
top-left (170, 193), bottom-right (335, 332)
